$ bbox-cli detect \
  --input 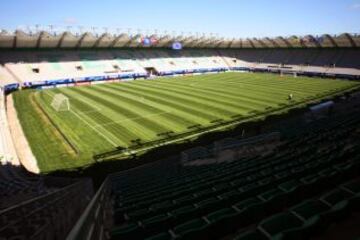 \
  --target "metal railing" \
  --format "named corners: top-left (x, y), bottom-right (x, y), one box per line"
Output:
top-left (66, 177), bottom-right (112, 240)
